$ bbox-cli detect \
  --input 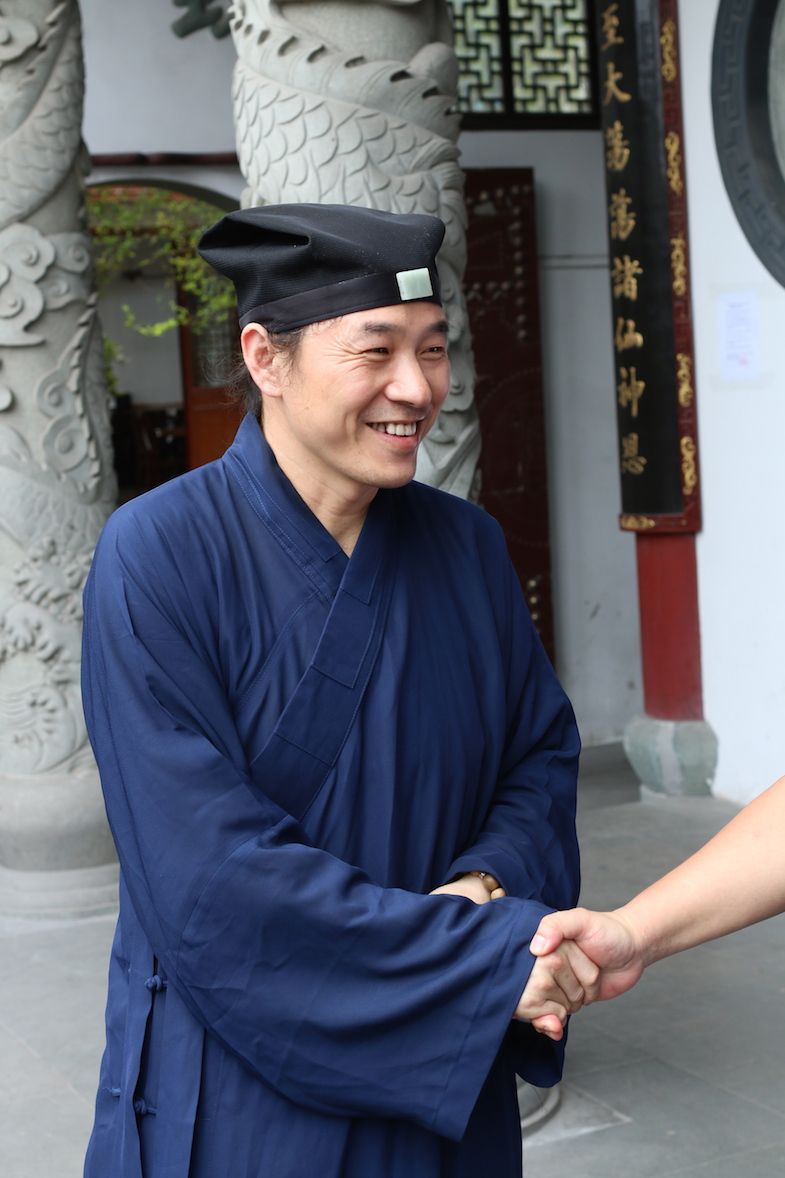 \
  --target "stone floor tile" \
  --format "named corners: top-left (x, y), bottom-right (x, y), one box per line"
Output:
top-left (561, 1019), bottom-right (652, 1078)
top-left (667, 1142), bottom-right (785, 1177)
top-left (565, 1058), bottom-right (785, 1174)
